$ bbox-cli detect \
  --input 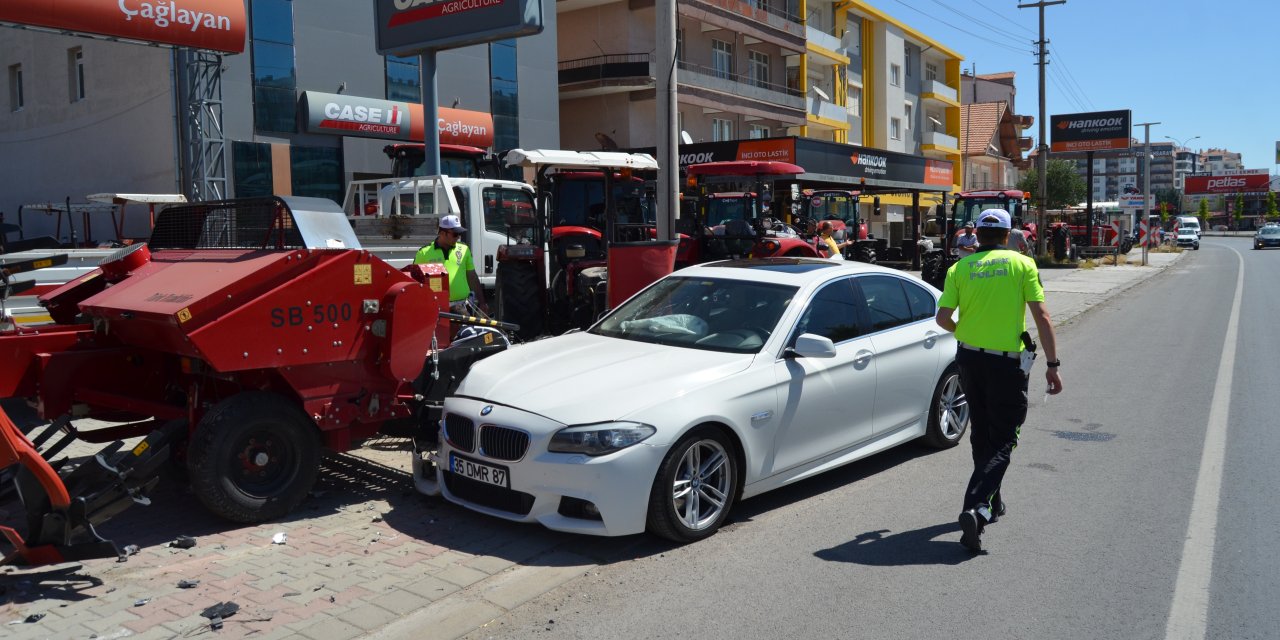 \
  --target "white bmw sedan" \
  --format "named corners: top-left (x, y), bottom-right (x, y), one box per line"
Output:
top-left (429, 258), bottom-right (968, 543)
